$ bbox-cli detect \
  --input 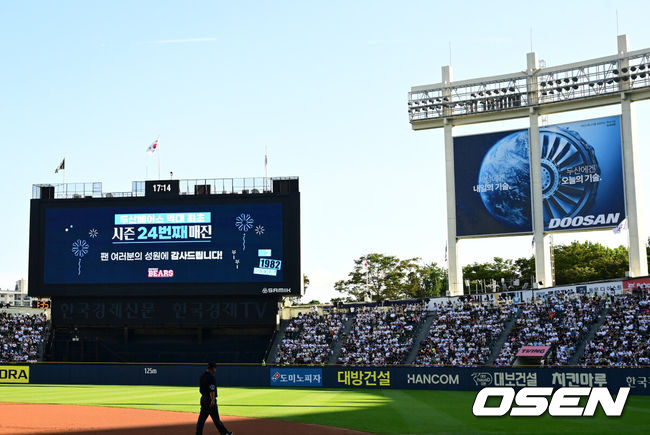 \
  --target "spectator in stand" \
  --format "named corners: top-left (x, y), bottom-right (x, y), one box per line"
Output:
top-left (415, 301), bottom-right (513, 366)
top-left (495, 295), bottom-right (601, 366)
top-left (0, 312), bottom-right (48, 363)
top-left (276, 310), bottom-right (344, 365)
top-left (337, 304), bottom-right (425, 366)
top-left (582, 292), bottom-right (650, 367)
top-left (273, 291), bottom-right (650, 369)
